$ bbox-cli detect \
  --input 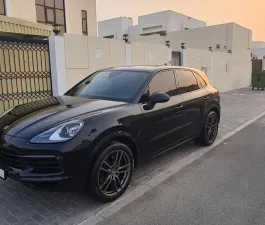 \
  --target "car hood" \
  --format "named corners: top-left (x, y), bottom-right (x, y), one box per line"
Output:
top-left (0, 96), bottom-right (128, 138)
